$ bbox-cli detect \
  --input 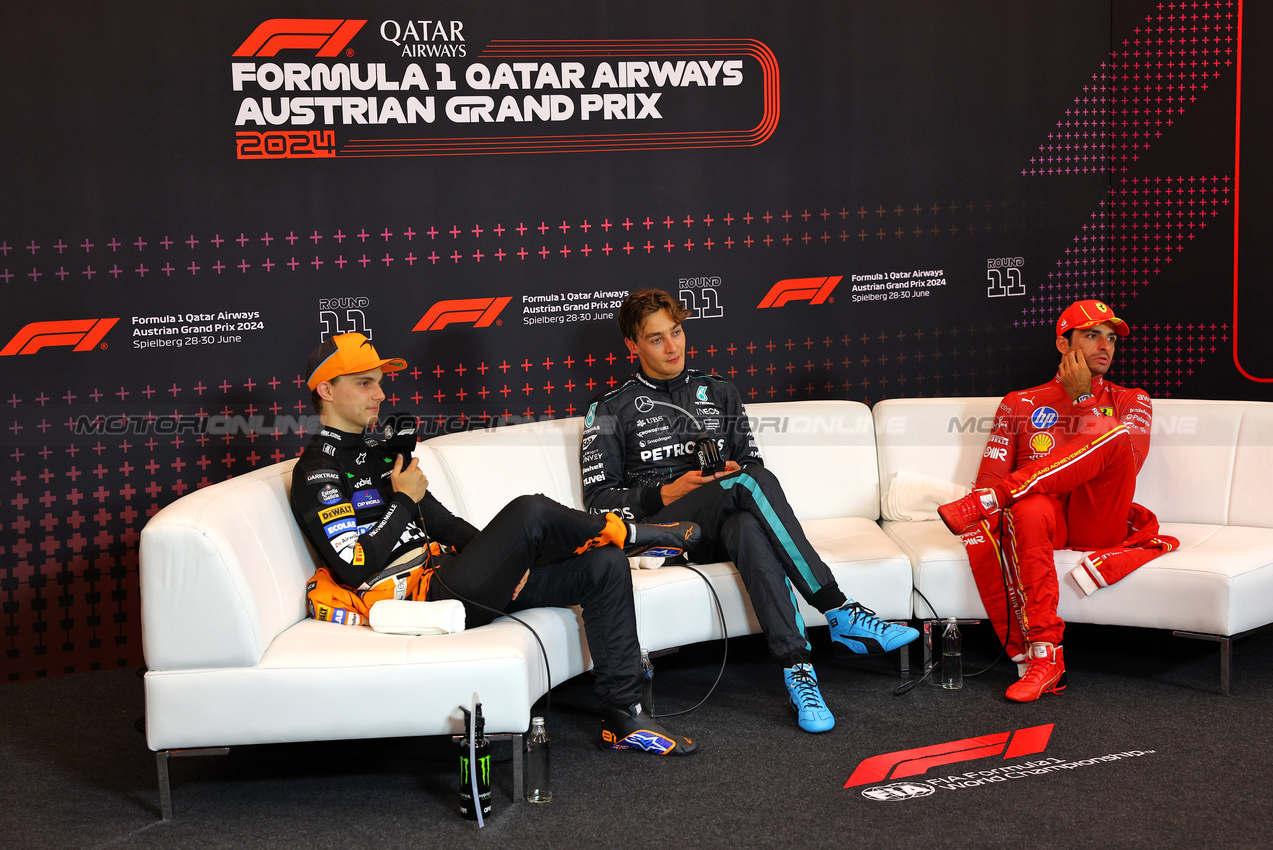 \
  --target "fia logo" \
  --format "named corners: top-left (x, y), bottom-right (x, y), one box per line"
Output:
top-left (861, 783), bottom-right (936, 802)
